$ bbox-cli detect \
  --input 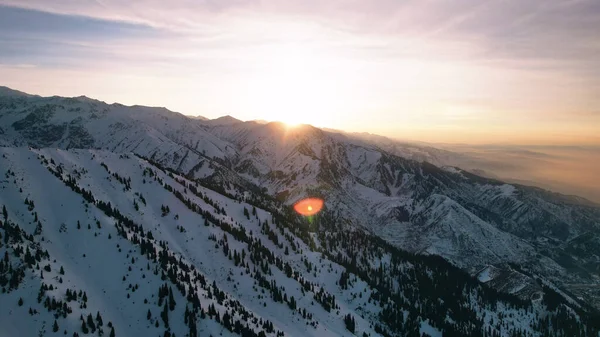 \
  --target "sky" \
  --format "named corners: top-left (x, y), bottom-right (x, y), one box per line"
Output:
top-left (0, 0), bottom-right (599, 145)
